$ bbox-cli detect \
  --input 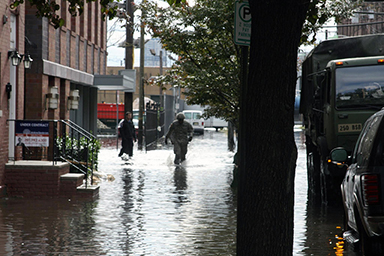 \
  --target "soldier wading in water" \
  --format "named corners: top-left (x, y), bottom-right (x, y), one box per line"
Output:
top-left (165, 112), bottom-right (194, 164)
